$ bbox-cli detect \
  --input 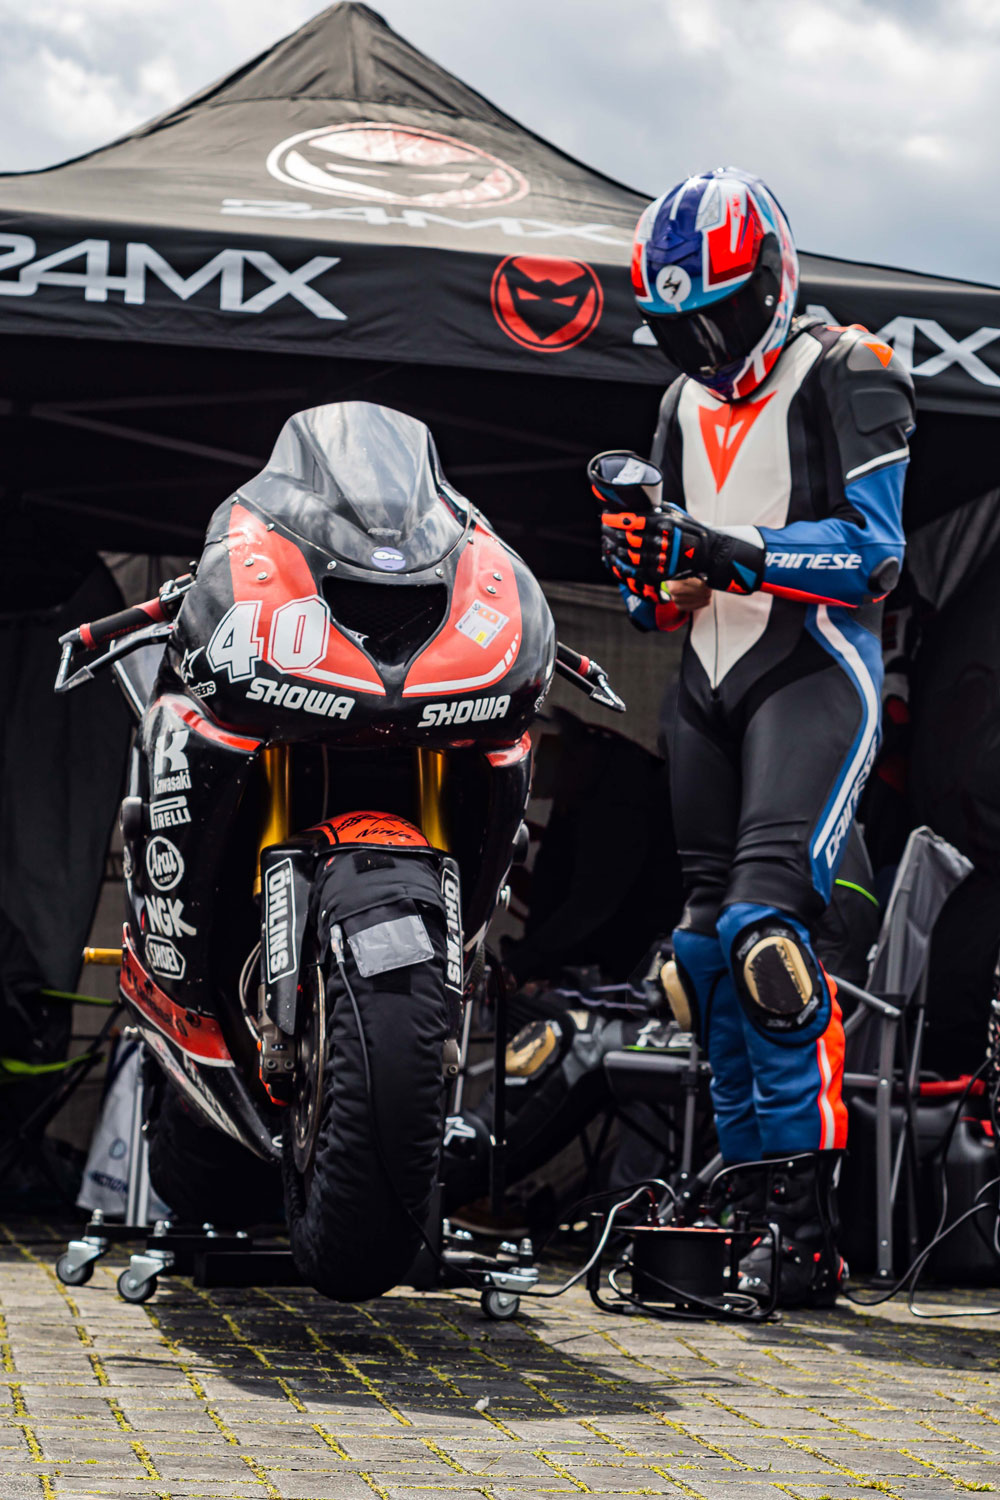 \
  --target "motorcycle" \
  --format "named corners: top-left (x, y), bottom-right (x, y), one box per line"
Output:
top-left (55, 401), bottom-right (623, 1301)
